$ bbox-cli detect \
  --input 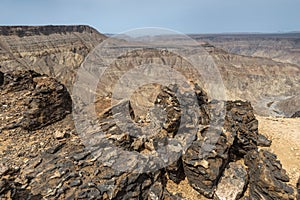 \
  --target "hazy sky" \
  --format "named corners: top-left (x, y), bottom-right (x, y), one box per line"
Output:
top-left (1, 0), bottom-right (300, 34)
